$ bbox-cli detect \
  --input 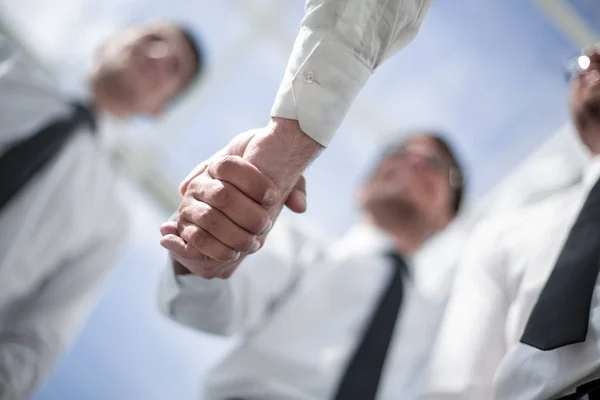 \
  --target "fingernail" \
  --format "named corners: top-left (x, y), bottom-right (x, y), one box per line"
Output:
top-left (232, 251), bottom-right (241, 261)
top-left (298, 191), bottom-right (307, 209)
top-left (262, 219), bottom-right (273, 234)
top-left (263, 188), bottom-right (279, 206)
top-left (250, 238), bottom-right (261, 253)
